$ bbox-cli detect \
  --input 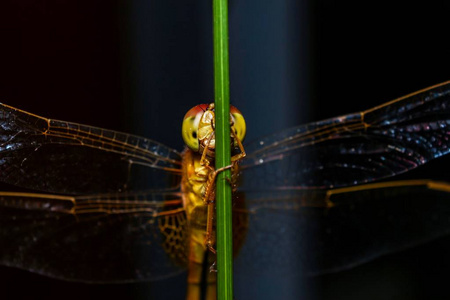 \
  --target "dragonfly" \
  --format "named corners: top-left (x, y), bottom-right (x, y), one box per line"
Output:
top-left (1, 81), bottom-right (450, 299)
